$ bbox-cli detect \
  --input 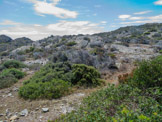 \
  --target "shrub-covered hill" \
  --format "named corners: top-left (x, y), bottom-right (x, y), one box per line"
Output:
top-left (53, 56), bottom-right (162, 122)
